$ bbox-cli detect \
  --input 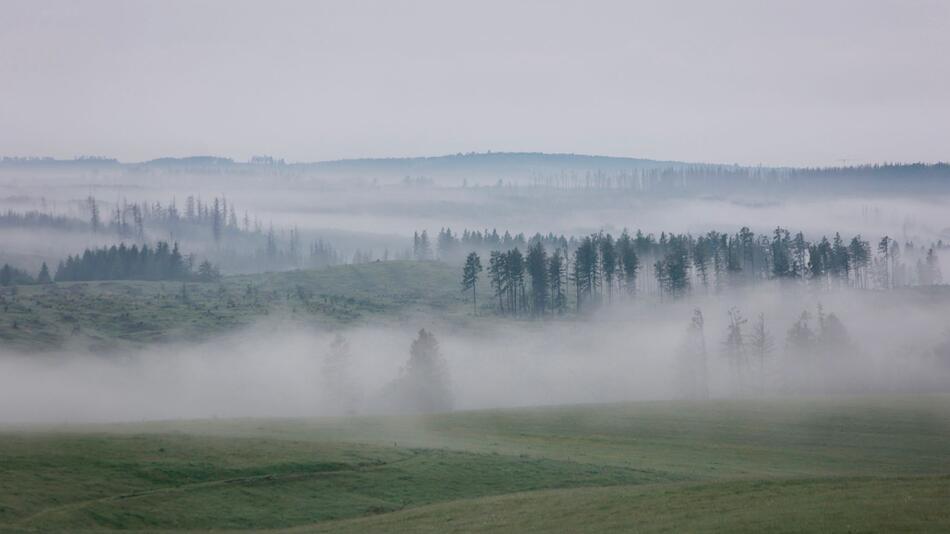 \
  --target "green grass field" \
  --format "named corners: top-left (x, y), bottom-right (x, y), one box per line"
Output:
top-left (2, 395), bottom-right (949, 532)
